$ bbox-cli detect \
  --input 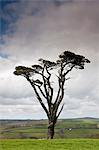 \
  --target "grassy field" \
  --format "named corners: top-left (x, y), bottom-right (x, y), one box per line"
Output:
top-left (0, 118), bottom-right (99, 139)
top-left (0, 139), bottom-right (99, 150)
